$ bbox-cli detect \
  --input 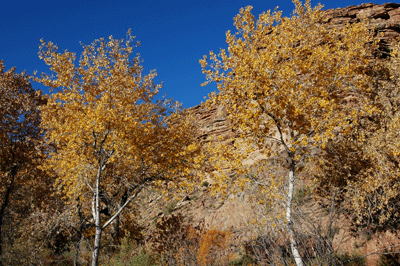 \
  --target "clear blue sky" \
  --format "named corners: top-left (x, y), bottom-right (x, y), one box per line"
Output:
top-left (0, 0), bottom-right (389, 108)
